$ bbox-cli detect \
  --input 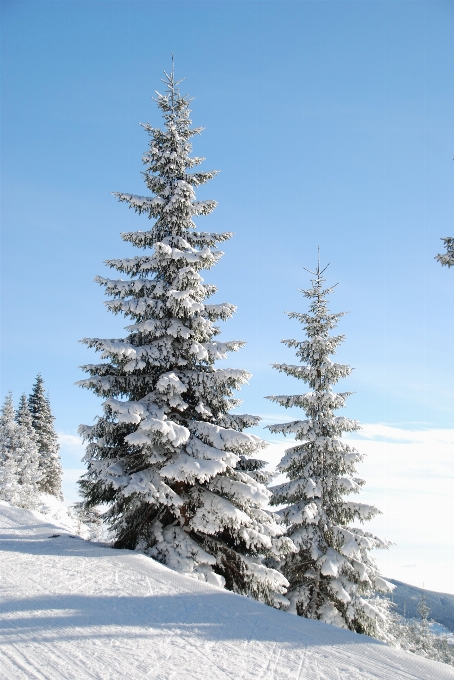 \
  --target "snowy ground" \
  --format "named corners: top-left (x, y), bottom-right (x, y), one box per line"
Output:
top-left (1, 503), bottom-right (453, 680)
